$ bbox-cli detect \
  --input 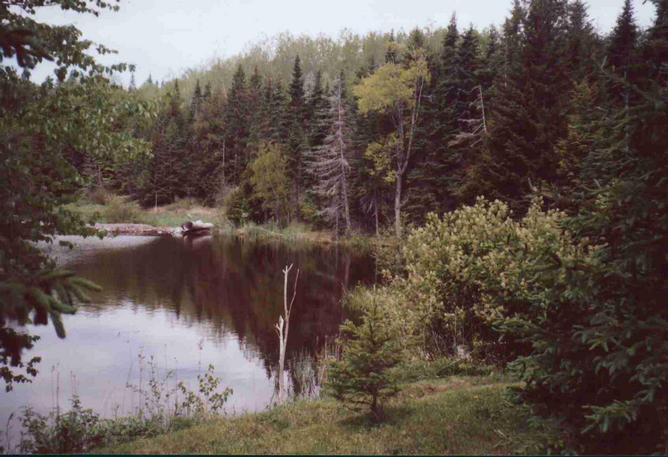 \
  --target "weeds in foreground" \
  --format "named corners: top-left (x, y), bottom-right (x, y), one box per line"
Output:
top-left (10, 356), bottom-right (232, 454)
